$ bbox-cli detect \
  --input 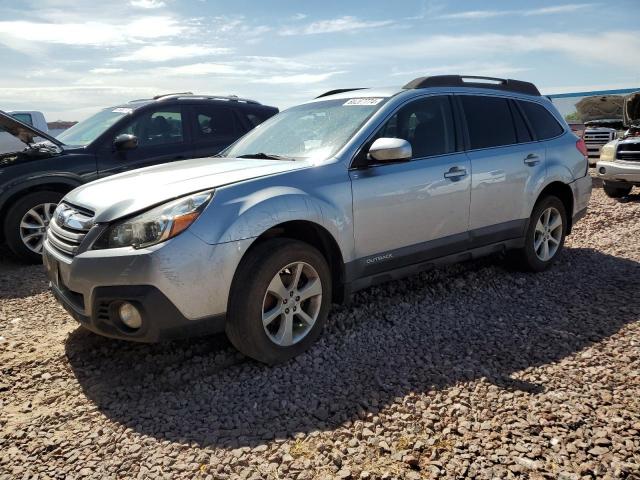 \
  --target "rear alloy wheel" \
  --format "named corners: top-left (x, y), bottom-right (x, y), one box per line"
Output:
top-left (226, 238), bottom-right (332, 364)
top-left (603, 182), bottom-right (632, 199)
top-left (512, 195), bottom-right (567, 272)
top-left (4, 191), bottom-right (63, 263)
